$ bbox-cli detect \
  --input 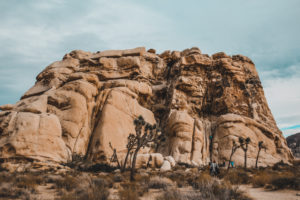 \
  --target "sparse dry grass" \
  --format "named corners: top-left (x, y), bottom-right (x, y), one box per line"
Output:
top-left (188, 173), bottom-right (251, 200)
top-left (251, 170), bottom-right (300, 190)
top-left (54, 175), bottom-right (78, 191)
top-left (56, 176), bottom-right (110, 200)
top-left (165, 170), bottom-right (192, 187)
top-left (148, 176), bottom-right (174, 190)
top-left (118, 183), bottom-right (140, 200)
top-left (0, 159), bottom-right (299, 200)
top-left (15, 173), bottom-right (44, 190)
top-left (220, 168), bottom-right (251, 185)
top-left (118, 172), bottom-right (150, 199)
top-left (157, 178), bottom-right (251, 200)
top-left (156, 189), bottom-right (202, 200)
